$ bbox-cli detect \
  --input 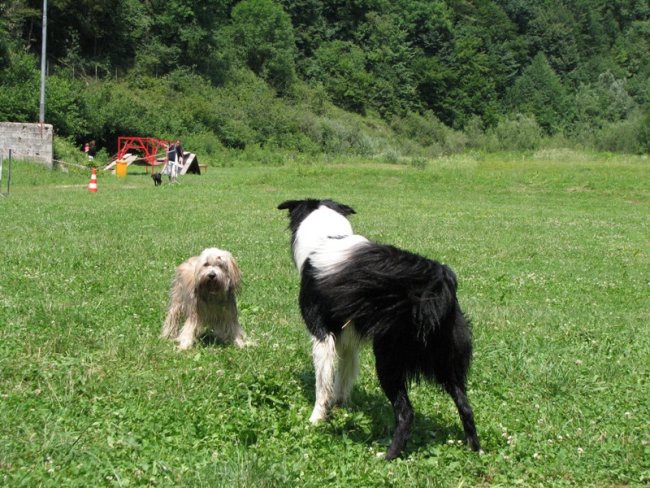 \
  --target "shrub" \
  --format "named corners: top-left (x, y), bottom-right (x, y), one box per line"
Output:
top-left (45, 73), bottom-right (88, 137)
top-left (181, 132), bottom-right (226, 164)
top-left (391, 111), bottom-right (467, 154)
top-left (483, 114), bottom-right (543, 151)
top-left (593, 110), bottom-right (648, 154)
top-left (463, 116), bottom-right (485, 149)
top-left (53, 137), bottom-right (91, 167)
top-left (639, 109), bottom-right (650, 153)
top-left (573, 71), bottom-right (638, 132)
